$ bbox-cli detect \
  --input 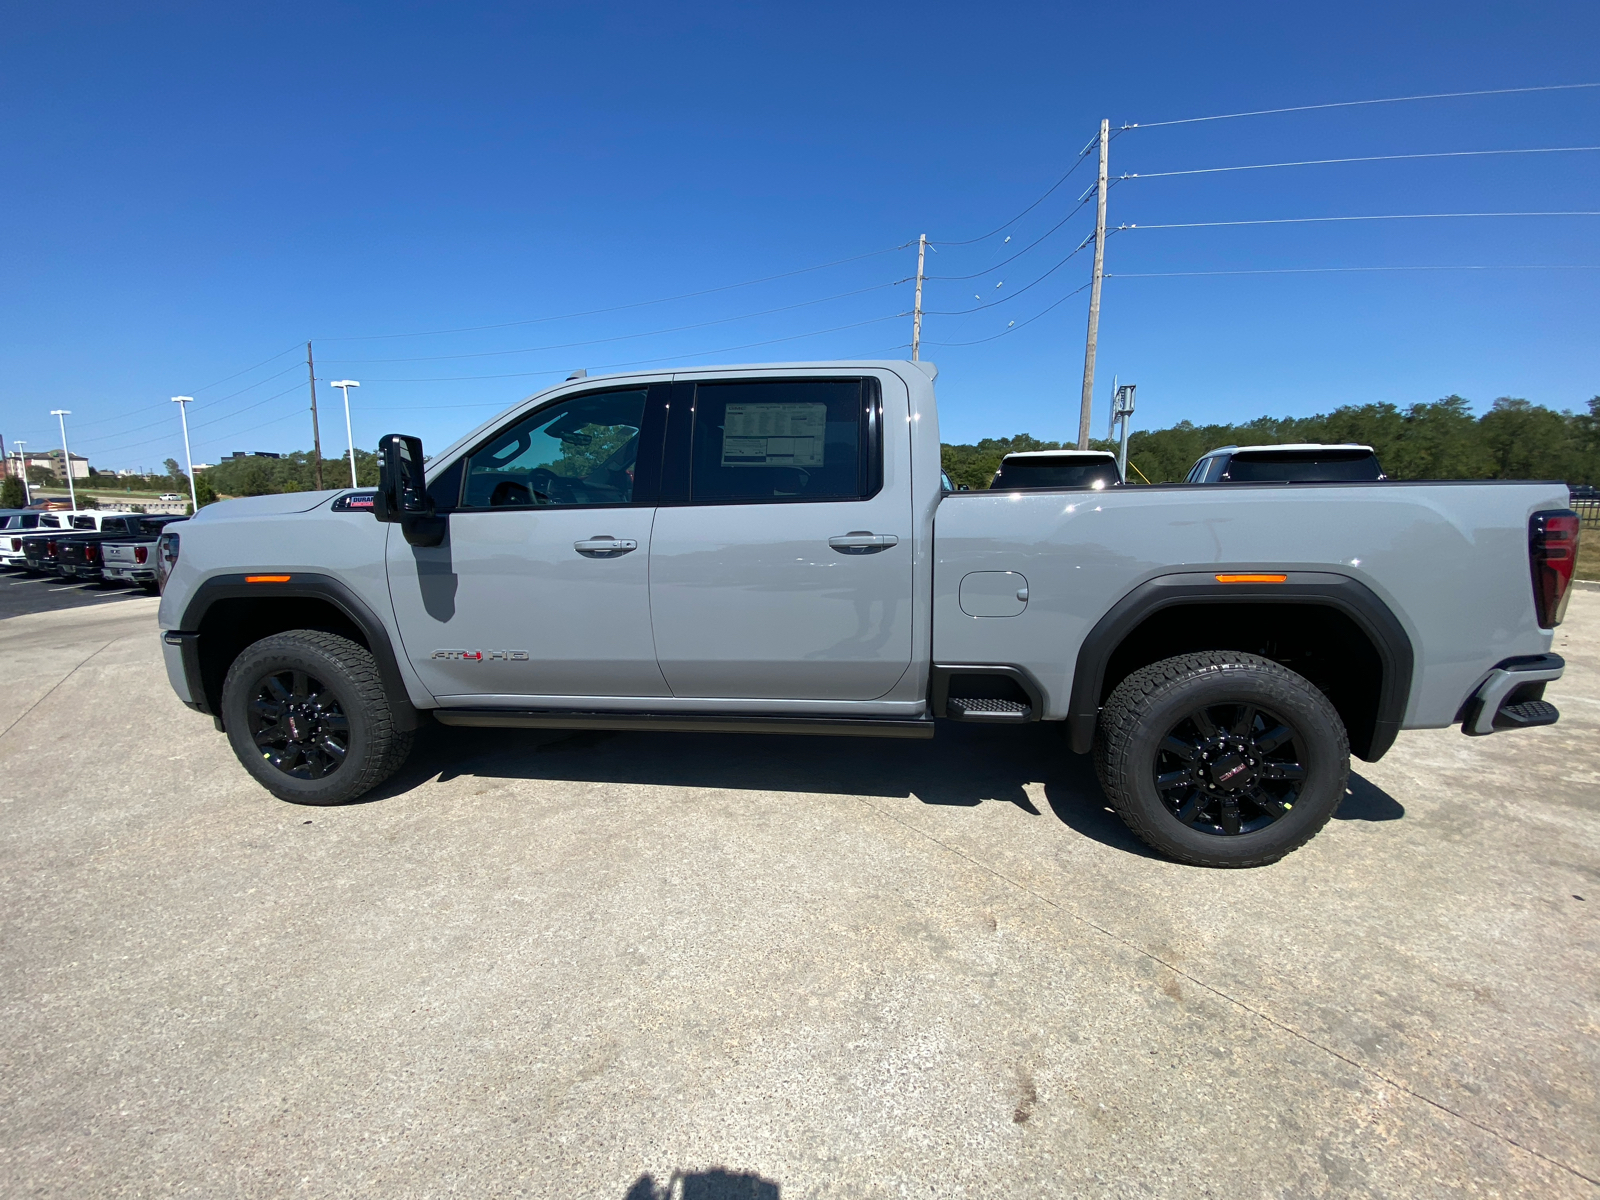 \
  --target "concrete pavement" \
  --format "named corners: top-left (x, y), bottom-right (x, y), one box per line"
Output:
top-left (1, 593), bottom-right (1596, 1197)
